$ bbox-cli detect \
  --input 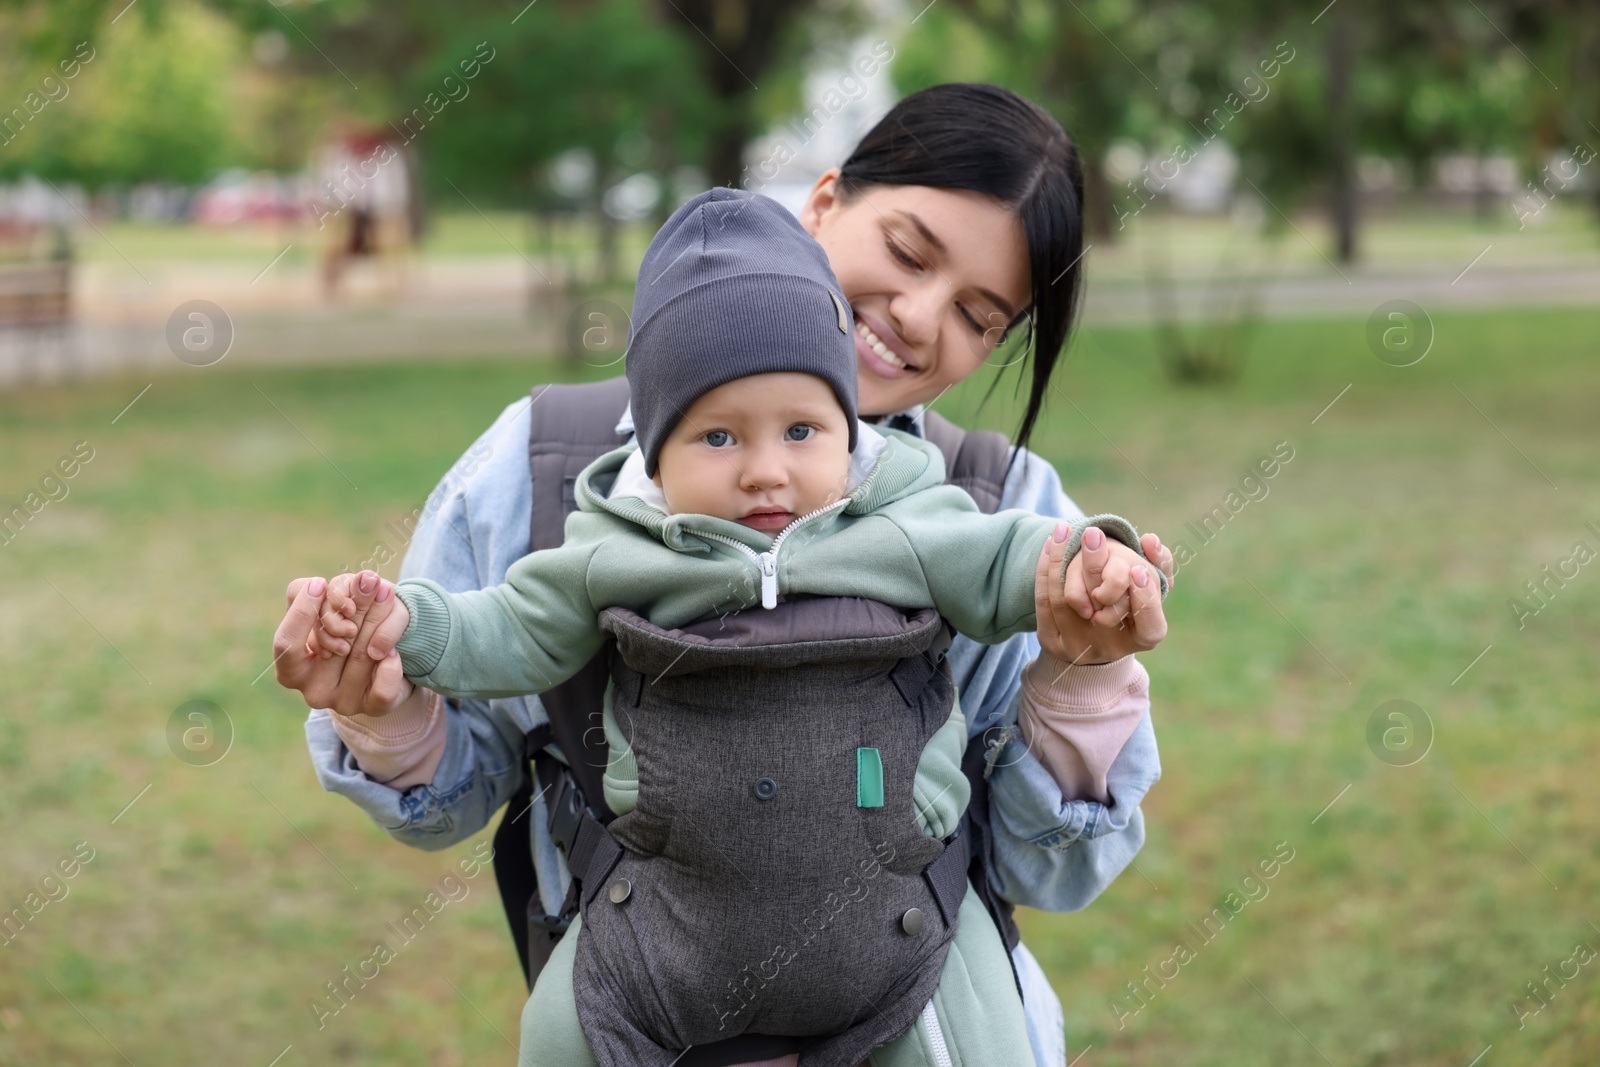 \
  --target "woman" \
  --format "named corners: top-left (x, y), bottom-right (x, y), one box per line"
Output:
top-left (276, 83), bottom-right (1173, 1065)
